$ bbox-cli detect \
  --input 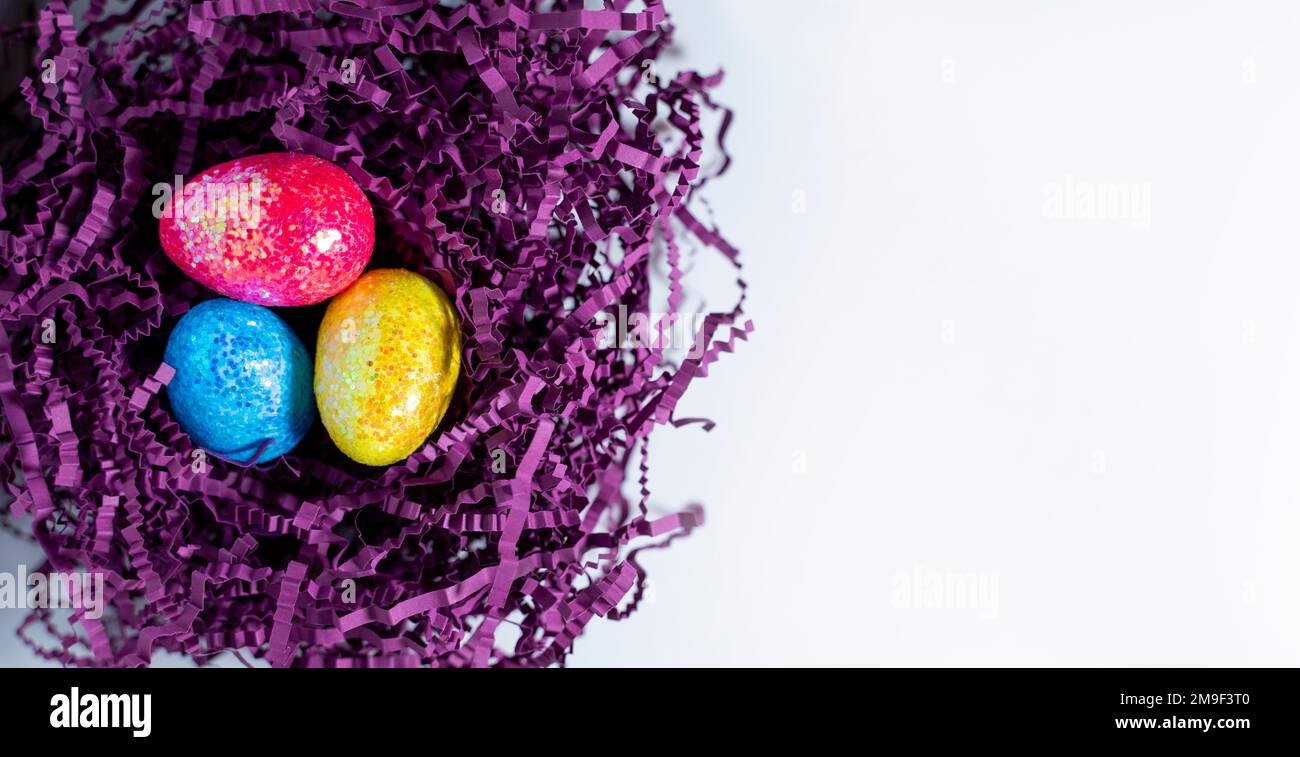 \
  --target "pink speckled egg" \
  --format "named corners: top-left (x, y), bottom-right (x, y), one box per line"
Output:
top-left (159, 152), bottom-right (373, 306)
